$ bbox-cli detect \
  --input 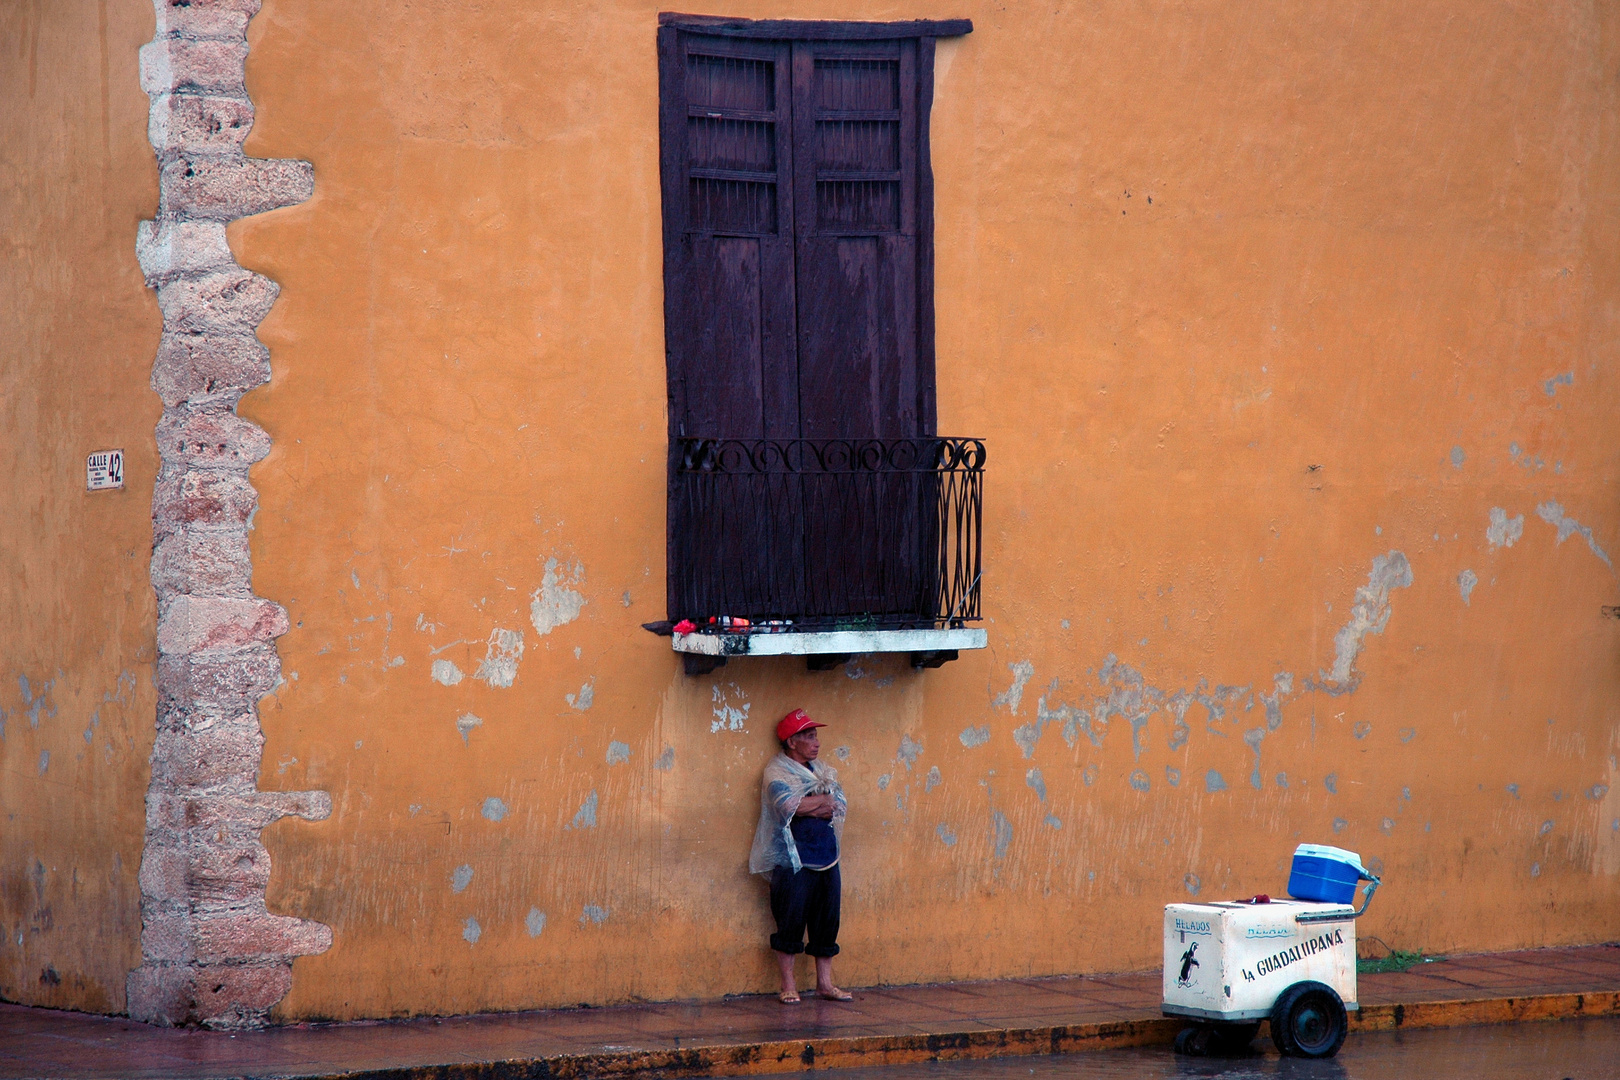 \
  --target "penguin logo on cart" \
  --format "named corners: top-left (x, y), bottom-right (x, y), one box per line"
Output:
top-left (1176, 941), bottom-right (1200, 987)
